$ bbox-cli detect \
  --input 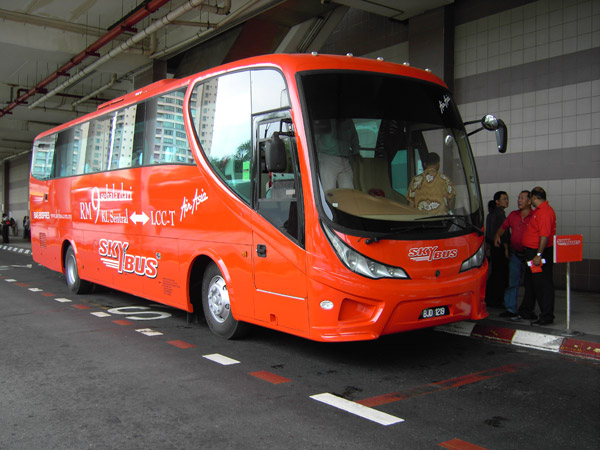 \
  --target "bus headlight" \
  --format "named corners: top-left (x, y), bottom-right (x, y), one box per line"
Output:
top-left (459, 243), bottom-right (485, 272)
top-left (322, 224), bottom-right (408, 279)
